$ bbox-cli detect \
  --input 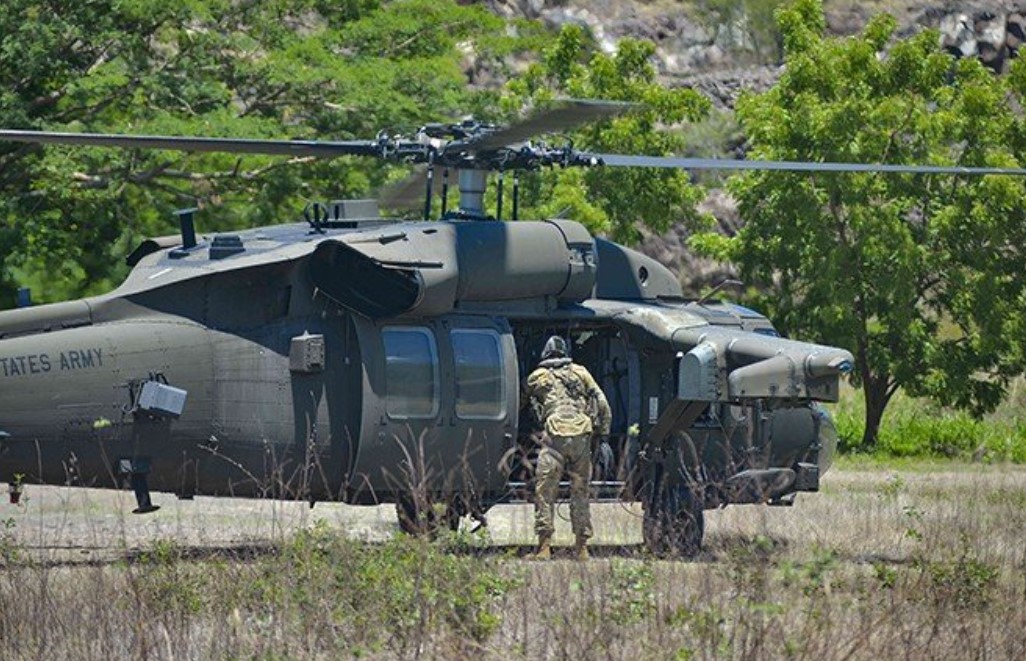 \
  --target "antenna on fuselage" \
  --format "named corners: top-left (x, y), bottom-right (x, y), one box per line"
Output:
top-left (693, 279), bottom-right (744, 307)
top-left (175, 207), bottom-right (198, 249)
